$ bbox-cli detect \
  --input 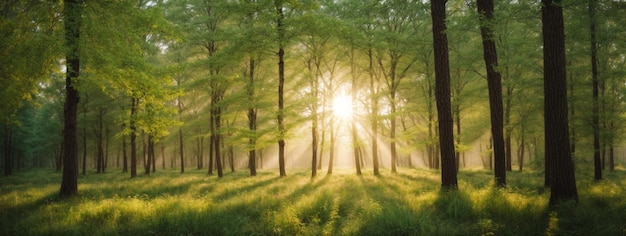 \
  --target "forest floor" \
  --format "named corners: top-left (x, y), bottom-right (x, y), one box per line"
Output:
top-left (1, 167), bottom-right (625, 235)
